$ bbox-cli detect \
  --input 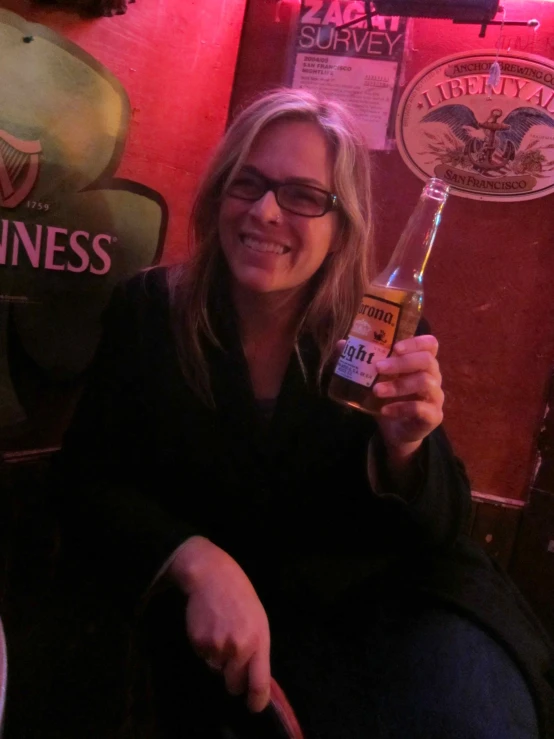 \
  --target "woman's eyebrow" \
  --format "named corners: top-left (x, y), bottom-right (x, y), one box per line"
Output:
top-left (240, 164), bottom-right (329, 190)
